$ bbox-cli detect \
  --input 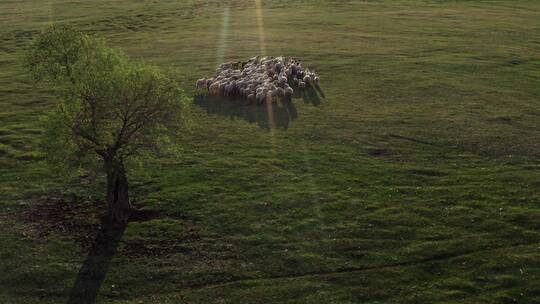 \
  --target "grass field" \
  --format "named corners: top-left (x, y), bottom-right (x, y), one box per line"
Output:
top-left (1, 0), bottom-right (540, 303)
